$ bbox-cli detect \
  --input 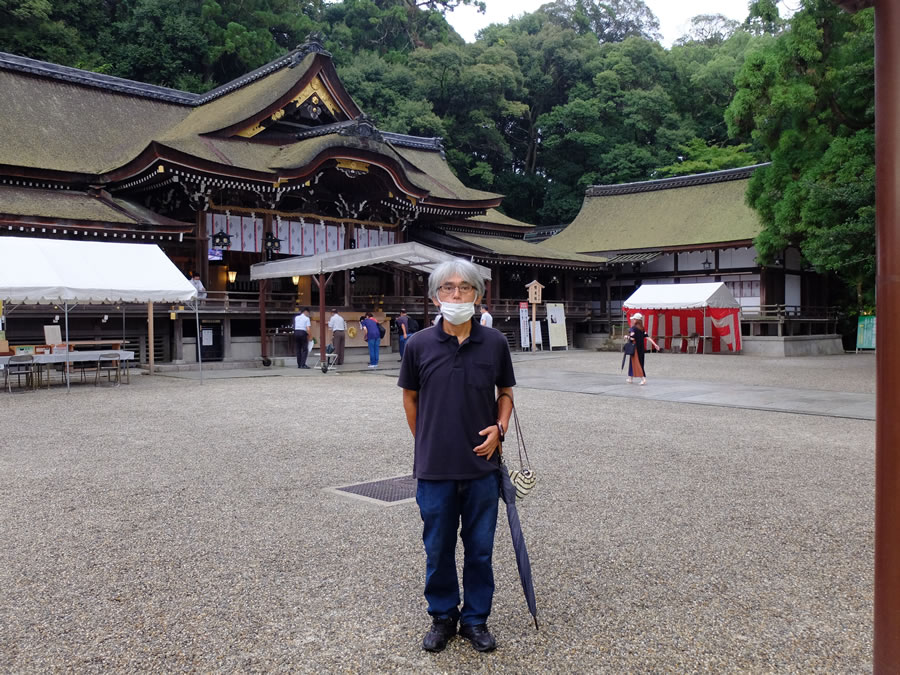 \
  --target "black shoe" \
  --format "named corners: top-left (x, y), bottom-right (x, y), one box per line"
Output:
top-left (300, 365), bottom-right (310, 369)
top-left (459, 623), bottom-right (496, 652)
top-left (422, 617), bottom-right (457, 652)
